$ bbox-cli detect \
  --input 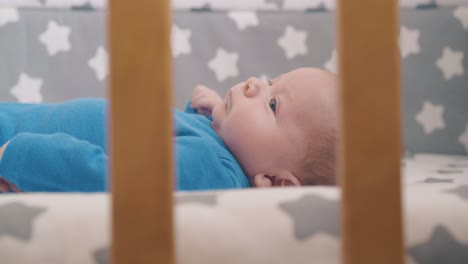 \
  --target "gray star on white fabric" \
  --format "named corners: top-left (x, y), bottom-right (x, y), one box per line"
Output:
top-left (93, 246), bottom-right (109, 264)
top-left (0, 202), bottom-right (46, 241)
top-left (445, 185), bottom-right (468, 201)
top-left (437, 169), bottom-right (464, 174)
top-left (446, 163), bottom-right (468, 168)
top-left (265, 0), bottom-right (284, 8)
top-left (176, 193), bottom-right (218, 206)
top-left (71, 3), bottom-right (94, 11)
top-left (305, 5), bottom-right (327, 13)
top-left (279, 194), bottom-right (339, 240)
top-left (415, 1), bottom-right (437, 9)
top-left (409, 225), bottom-right (468, 264)
top-left (190, 3), bottom-right (212, 12)
top-left (420, 177), bottom-right (454, 184)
